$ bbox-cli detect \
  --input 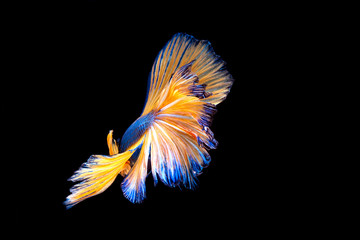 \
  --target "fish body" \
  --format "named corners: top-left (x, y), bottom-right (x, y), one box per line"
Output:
top-left (64, 33), bottom-right (234, 208)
